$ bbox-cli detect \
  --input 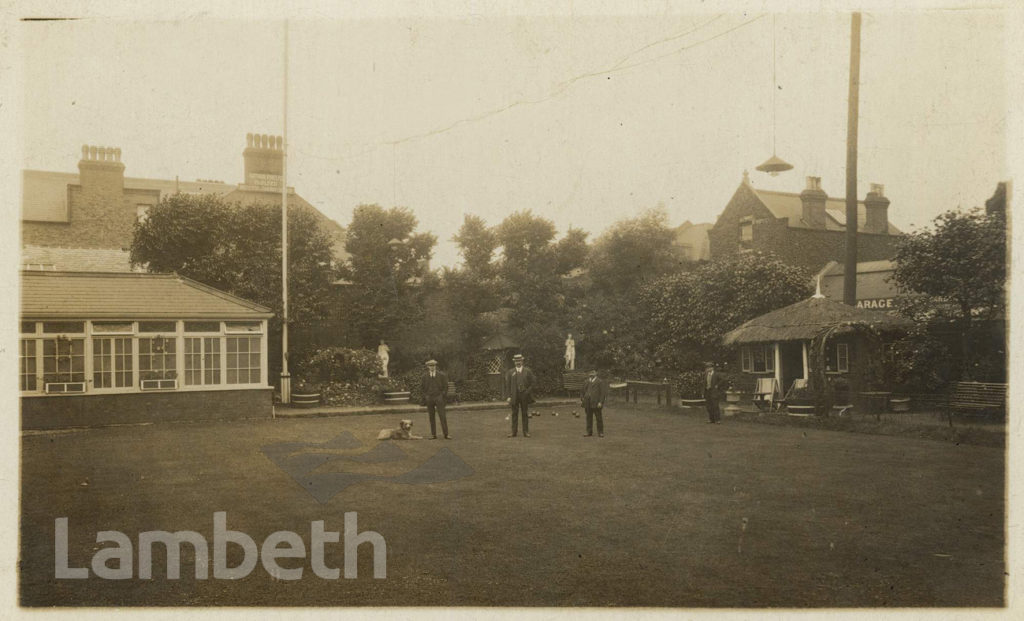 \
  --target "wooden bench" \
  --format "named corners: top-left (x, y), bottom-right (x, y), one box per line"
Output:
top-left (563, 371), bottom-right (588, 397)
top-left (626, 380), bottom-right (672, 407)
top-left (946, 381), bottom-right (1007, 427)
